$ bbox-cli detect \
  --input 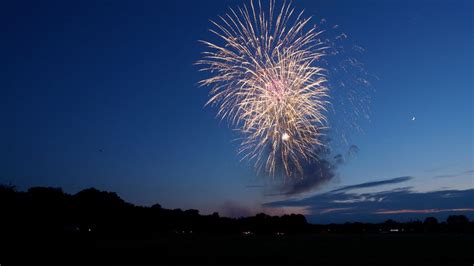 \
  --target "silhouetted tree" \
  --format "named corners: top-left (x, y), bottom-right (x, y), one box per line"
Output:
top-left (446, 215), bottom-right (470, 232)
top-left (423, 217), bottom-right (439, 233)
